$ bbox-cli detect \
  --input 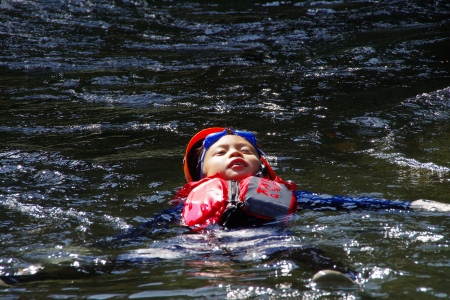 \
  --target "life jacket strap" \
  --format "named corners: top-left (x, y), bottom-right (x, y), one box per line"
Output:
top-left (221, 180), bottom-right (245, 228)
